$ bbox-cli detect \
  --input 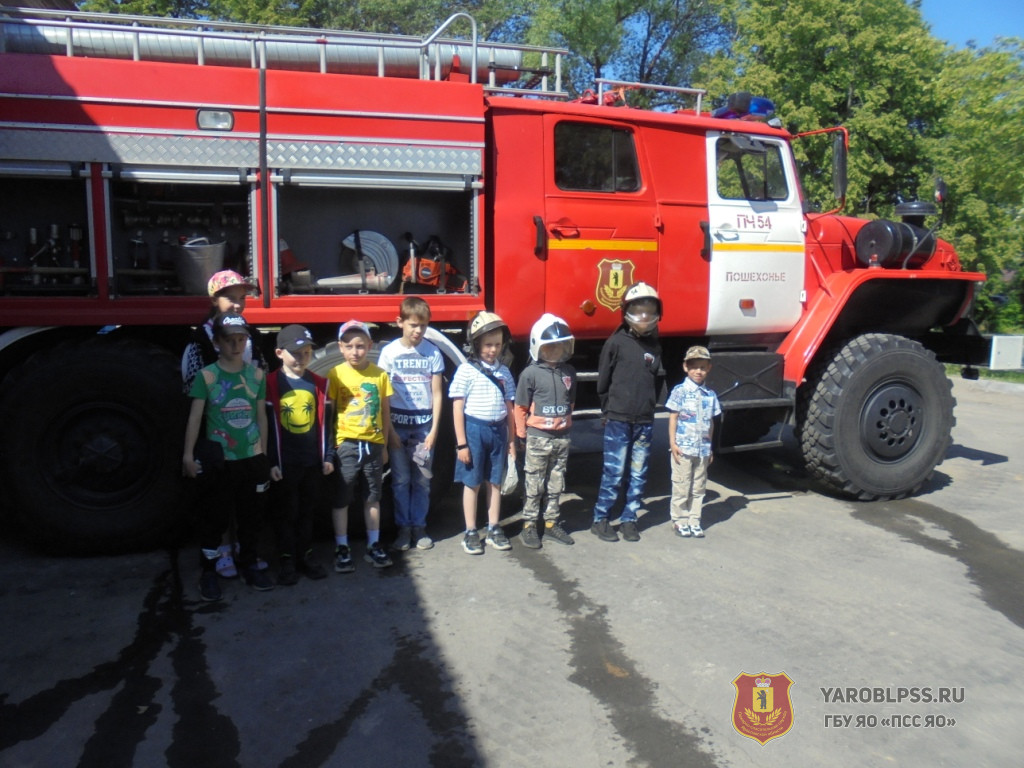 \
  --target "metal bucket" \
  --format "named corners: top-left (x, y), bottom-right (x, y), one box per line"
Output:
top-left (175, 238), bottom-right (226, 294)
